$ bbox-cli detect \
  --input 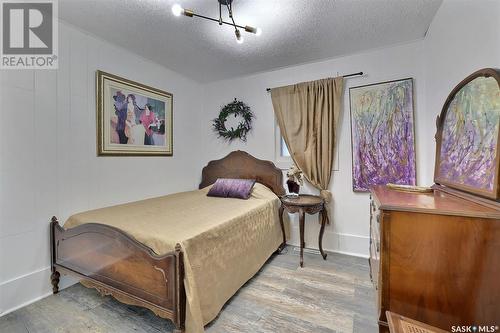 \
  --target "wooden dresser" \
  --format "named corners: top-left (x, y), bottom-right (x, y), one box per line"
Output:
top-left (369, 185), bottom-right (500, 332)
